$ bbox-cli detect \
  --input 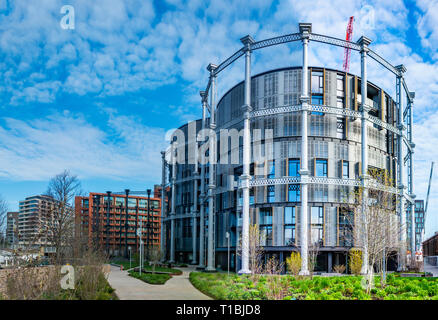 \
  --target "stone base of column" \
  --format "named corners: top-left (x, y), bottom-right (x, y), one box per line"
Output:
top-left (205, 266), bottom-right (217, 272)
top-left (168, 260), bottom-right (175, 264)
top-left (299, 269), bottom-right (310, 276)
top-left (196, 265), bottom-right (206, 271)
top-left (237, 268), bottom-right (251, 275)
top-left (190, 260), bottom-right (197, 265)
